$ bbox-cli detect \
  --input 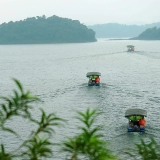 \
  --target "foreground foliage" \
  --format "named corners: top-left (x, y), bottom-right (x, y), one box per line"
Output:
top-left (0, 79), bottom-right (115, 160)
top-left (1, 79), bottom-right (160, 160)
top-left (0, 79), bottom-right (64, 160)
top-left (61, 109), bottom-right (116, 160)
top-left (124, 137), bottom-right (160, 160)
